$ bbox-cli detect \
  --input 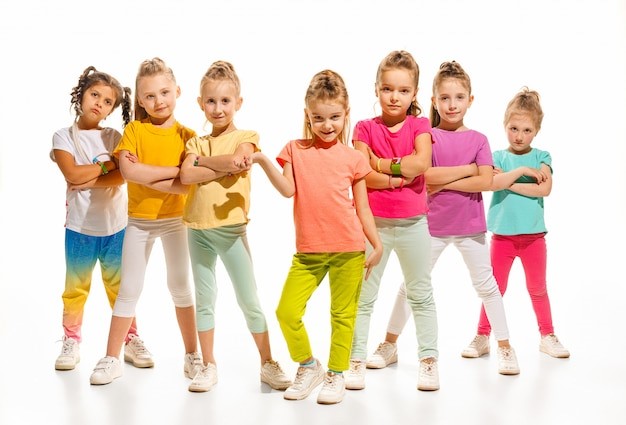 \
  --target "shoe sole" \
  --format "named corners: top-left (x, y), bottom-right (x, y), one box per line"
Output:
top-left (461, 350), bottom-right (489, 359)
top-left (366, 354), bottom-right (398, 369)
top-left (498, 369), bottom-right (520, 375)
top-left (188, 382), bottom-right (216, 393)
top-left (417, 384), bottom-right (440, 391)
top-left (283, 373), bottom-right (325, 400)
top-left (260, 377), bottom-right (292, 391)
top-left (90, 372), bottom-right (121, 385)
top-left (55, 356), bottom-right (80, 371)
top-left (124, 353), bottom-right (154, 368)
top-left (317, 389), bottom-right (346, 405)
top-left (539, 347), bottom-right (570, 358)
